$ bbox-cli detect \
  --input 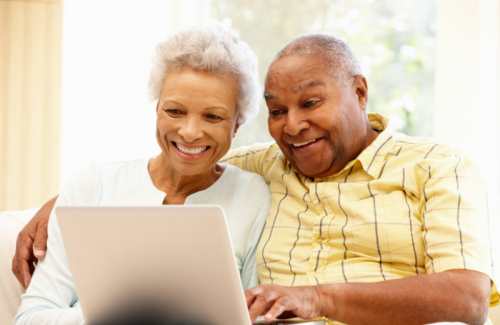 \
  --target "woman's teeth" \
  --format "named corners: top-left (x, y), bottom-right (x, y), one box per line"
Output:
top-left (292, 139), bottom-right (318, 147)
top-left (175, 143), bottom-right (209, 155)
